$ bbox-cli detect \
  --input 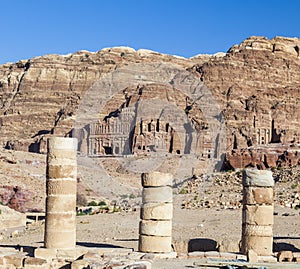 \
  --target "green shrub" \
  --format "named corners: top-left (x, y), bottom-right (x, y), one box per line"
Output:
top-left (291, 183), bottom-right (298, 189)
top-left (98, 201), bottom-right (107, 206)
top-left (87, 201), bottom-right (98, 206)
top-left (129, 193), bottom-right (136, 199)
top-left (179, 188), bottom-right (188, 194)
